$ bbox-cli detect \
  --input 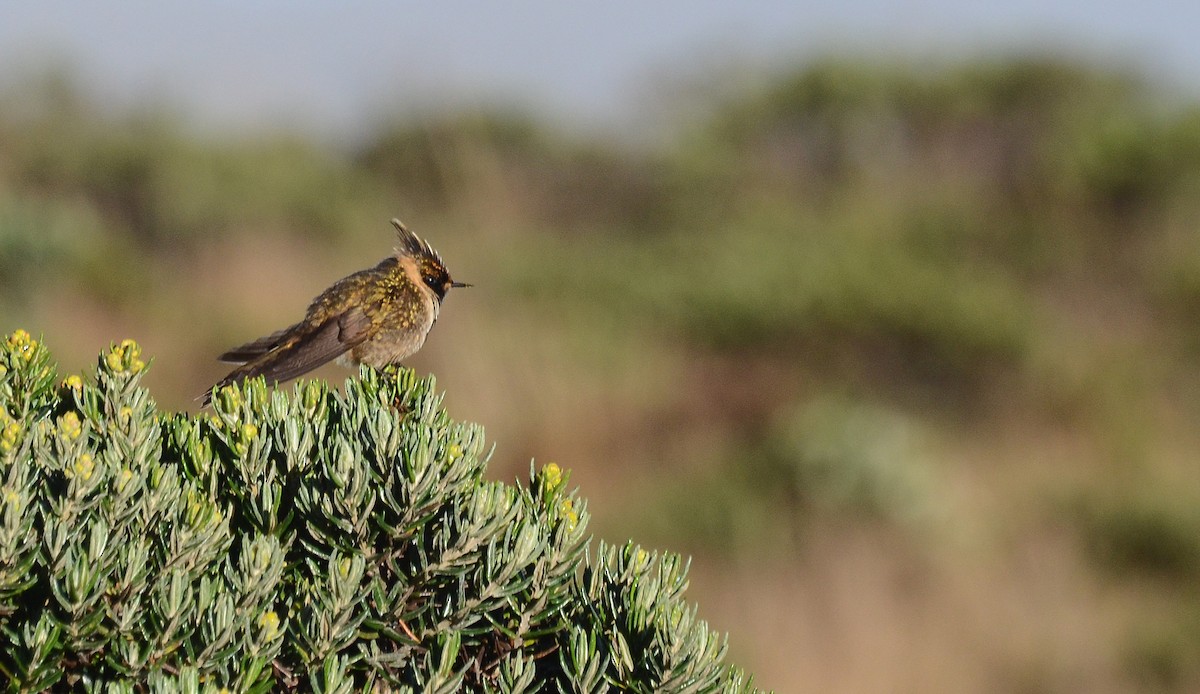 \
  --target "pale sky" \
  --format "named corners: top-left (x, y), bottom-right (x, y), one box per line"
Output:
top-left (0, 1), bottom-right (1189, 138)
